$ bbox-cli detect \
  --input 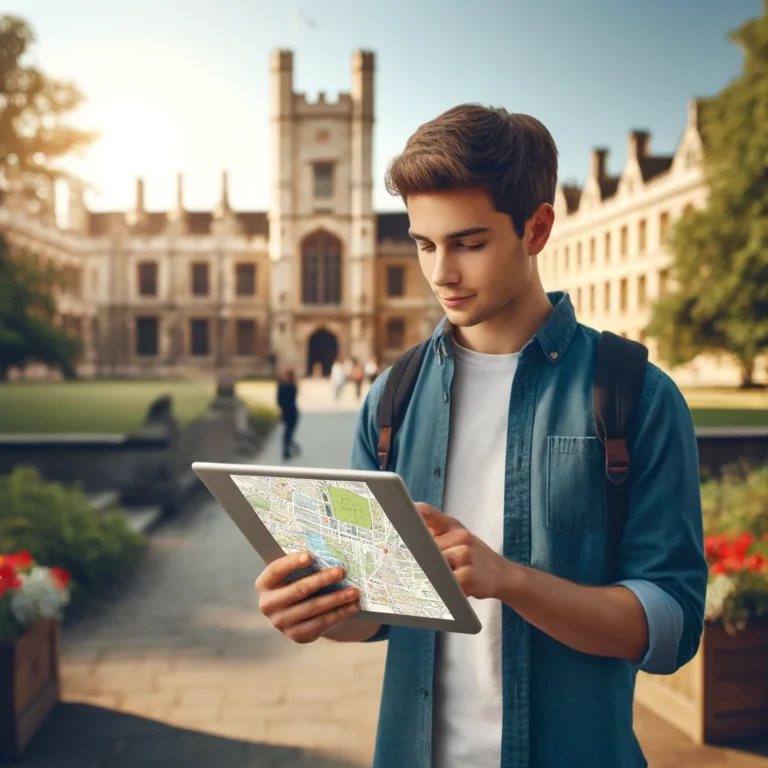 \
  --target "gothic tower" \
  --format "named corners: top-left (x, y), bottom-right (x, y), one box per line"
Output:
top-left (268, 48), bottom-right (376, 376)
